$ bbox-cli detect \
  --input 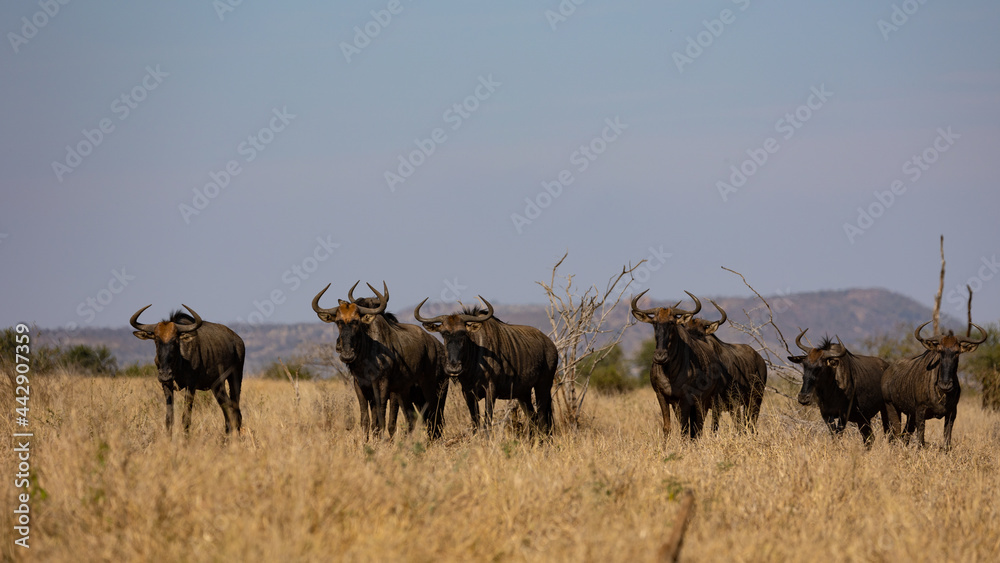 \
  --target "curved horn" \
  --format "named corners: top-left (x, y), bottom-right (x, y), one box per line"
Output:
top-left (961, 322), bottom-right (989, 345)
top-left (825, 336), bottom-right (848, 359)
top-left (175, 304), bottom-right (203, 333)
top-left (355, 281), bottom-right (388, 316)
top-left (413, 298), bottom-right (446, 325)
top-left (346, 280), bottom-right (361, 303)
top-left (795, 328), bottom-right (813, 353)
top-left (709, 299), bottom-right (727, 326)
top-left (914, 320), bottom-right (932, 344)
top-left (312, 283), bottom-right (339, 315)
top-left (671, 290), bottom-right (701, 316)
top-left (630, 289), bottom-right (656, 323)
top-left (130, 304), bottom-right (158, 333)
top-left (459, 296), bottom-right (494, 323)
